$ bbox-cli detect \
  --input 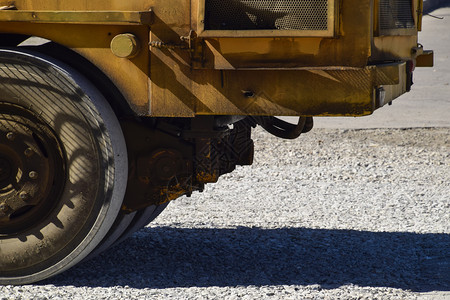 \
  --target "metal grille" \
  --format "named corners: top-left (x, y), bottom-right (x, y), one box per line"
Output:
top-left (379, 0), bottom-right (415, 30)
top-left (205, 0), bottom-right (329, 31)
